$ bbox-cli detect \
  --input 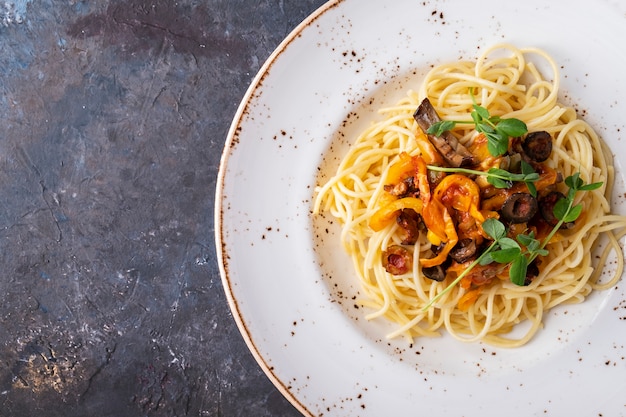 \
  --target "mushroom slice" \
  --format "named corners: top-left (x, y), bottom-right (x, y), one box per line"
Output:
top-left (413, 98), bottom-right (476, 168)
